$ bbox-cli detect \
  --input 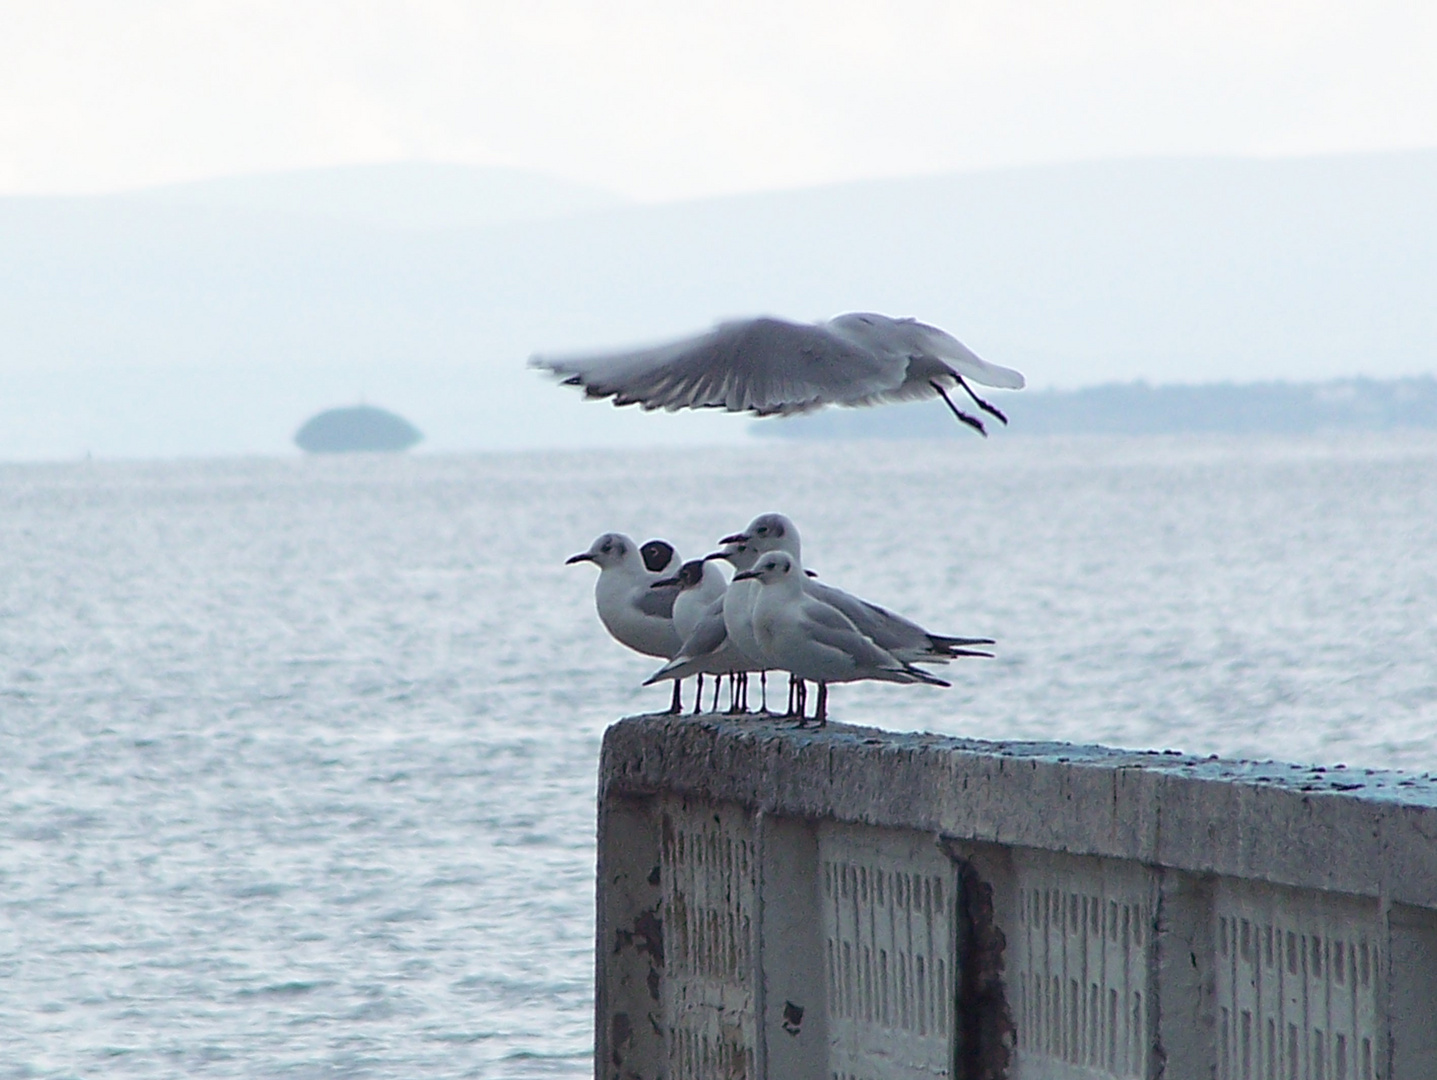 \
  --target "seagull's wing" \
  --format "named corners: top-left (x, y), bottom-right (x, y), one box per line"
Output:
top-left (800, 600), bottom-right (902, 669)
top-left (530, 317), bottom-right (907, 416)
top-left (808, 580), bottom-right (994, 661)
top-left (677, 599), bottom-right (729, 660)
top-left (636, 582), bottom-right (678, 619)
